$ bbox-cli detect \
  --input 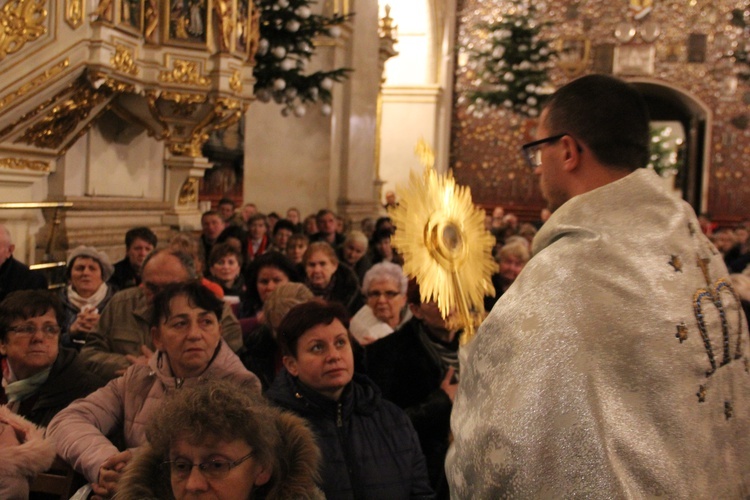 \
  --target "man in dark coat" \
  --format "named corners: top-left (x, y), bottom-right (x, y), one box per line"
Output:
top-left (0, 224), bottom-right (47, 302)
top-left (365, 280), bottom-right (459, 499)
top-left (108, 226), bottom-right (157, 291)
